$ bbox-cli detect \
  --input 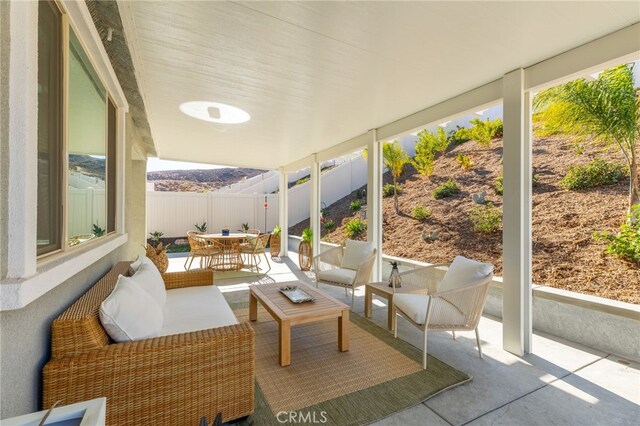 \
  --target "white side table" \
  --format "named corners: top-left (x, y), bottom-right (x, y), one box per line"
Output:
top-left (0, 397), bottom-right (106, 426)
